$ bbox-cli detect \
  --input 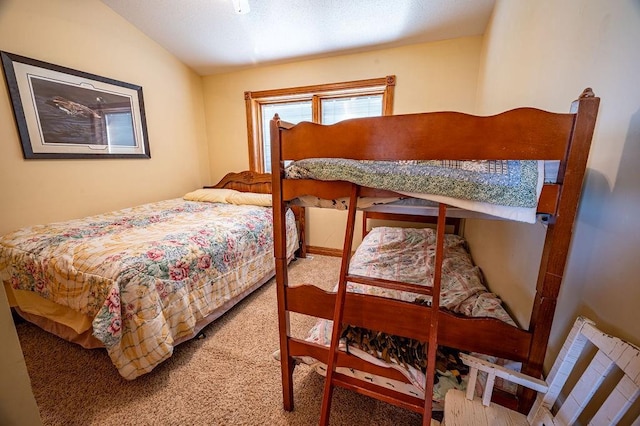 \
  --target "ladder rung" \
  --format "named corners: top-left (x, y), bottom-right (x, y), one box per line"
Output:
top-left (331, 371), bottom-right (427, 414)
top-left (346, 273), bottom-right (434, 296)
